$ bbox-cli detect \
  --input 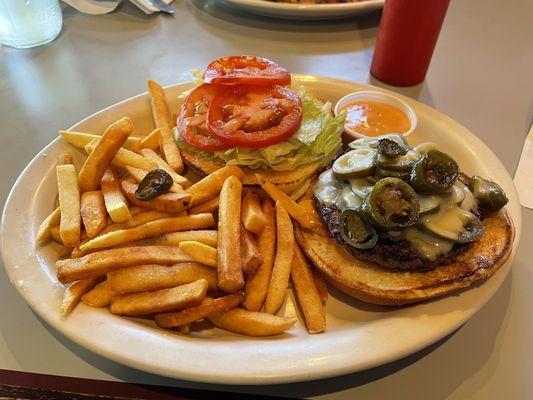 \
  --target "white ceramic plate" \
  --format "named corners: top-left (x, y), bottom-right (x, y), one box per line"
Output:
top-left (1, 76), bottom-right (521, 385)
top-left (224, 0), bottom-right (384, 19)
